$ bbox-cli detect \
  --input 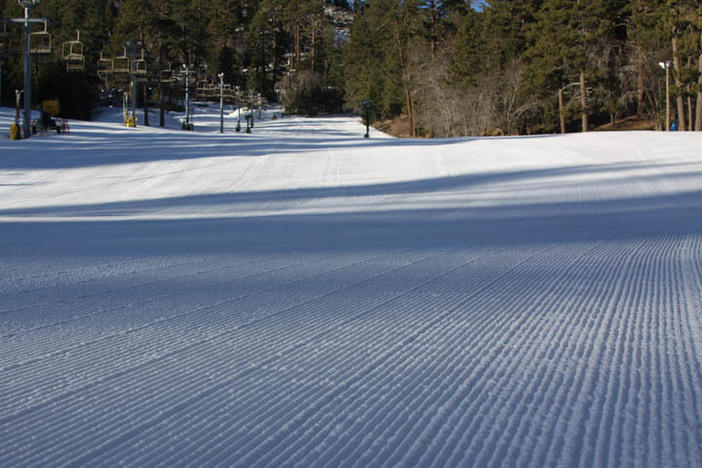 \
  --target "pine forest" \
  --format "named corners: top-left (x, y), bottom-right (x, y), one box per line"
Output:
top-left (0, 0), bottom-right (701, 136)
